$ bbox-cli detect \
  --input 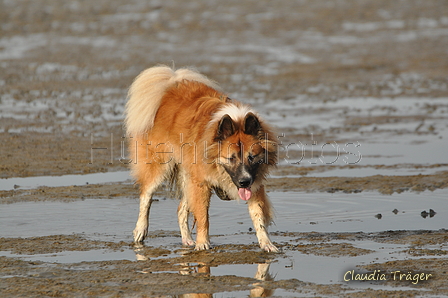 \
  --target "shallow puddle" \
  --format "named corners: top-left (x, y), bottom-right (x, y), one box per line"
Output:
top-left (266, 191), bottom-right (446, 233)
top-left (1, 190), bottom-right (446, 240)
top-left (306, 165), bottom-right (448, 177)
